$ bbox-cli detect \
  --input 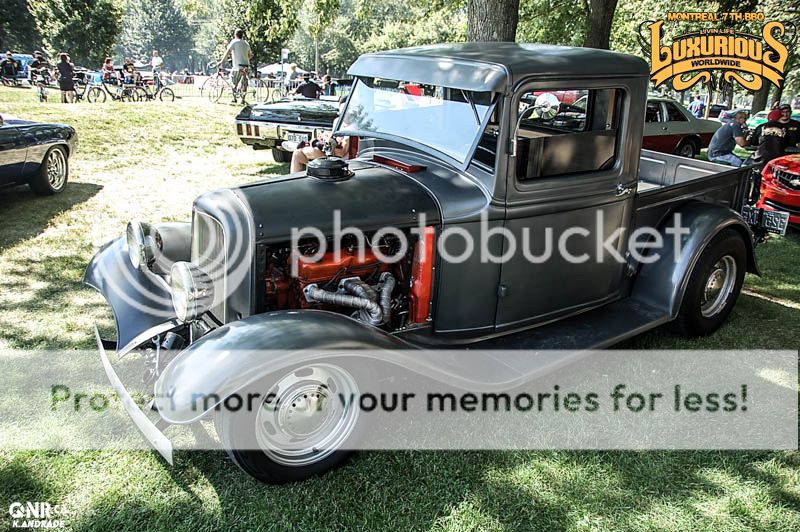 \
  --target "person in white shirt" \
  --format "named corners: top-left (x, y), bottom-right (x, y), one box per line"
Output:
top-left (150, 50), bottom-right (164, 88)
top-left (221, 28), bottom-right (253, 104)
